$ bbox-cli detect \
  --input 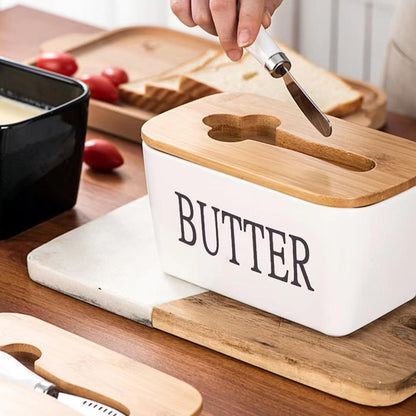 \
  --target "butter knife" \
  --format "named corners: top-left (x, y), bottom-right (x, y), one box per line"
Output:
top-left (246, 26), bottom-right (332, 137)
top-left (0, 351), bottom-right (125, 416)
